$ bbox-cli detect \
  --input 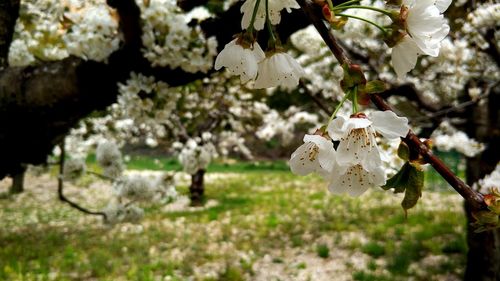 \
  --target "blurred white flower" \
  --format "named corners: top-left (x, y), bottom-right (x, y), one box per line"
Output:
top-left (96, 141), bottom-right (124, 178)
top-left (475, 163), bottom-right (500, 195)
top-left (63, 157), bottom-right (86, 180)
top-left (431, 121), bottom-right (485, 157)
top-left (240, 0), bottom-right (299, 30)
